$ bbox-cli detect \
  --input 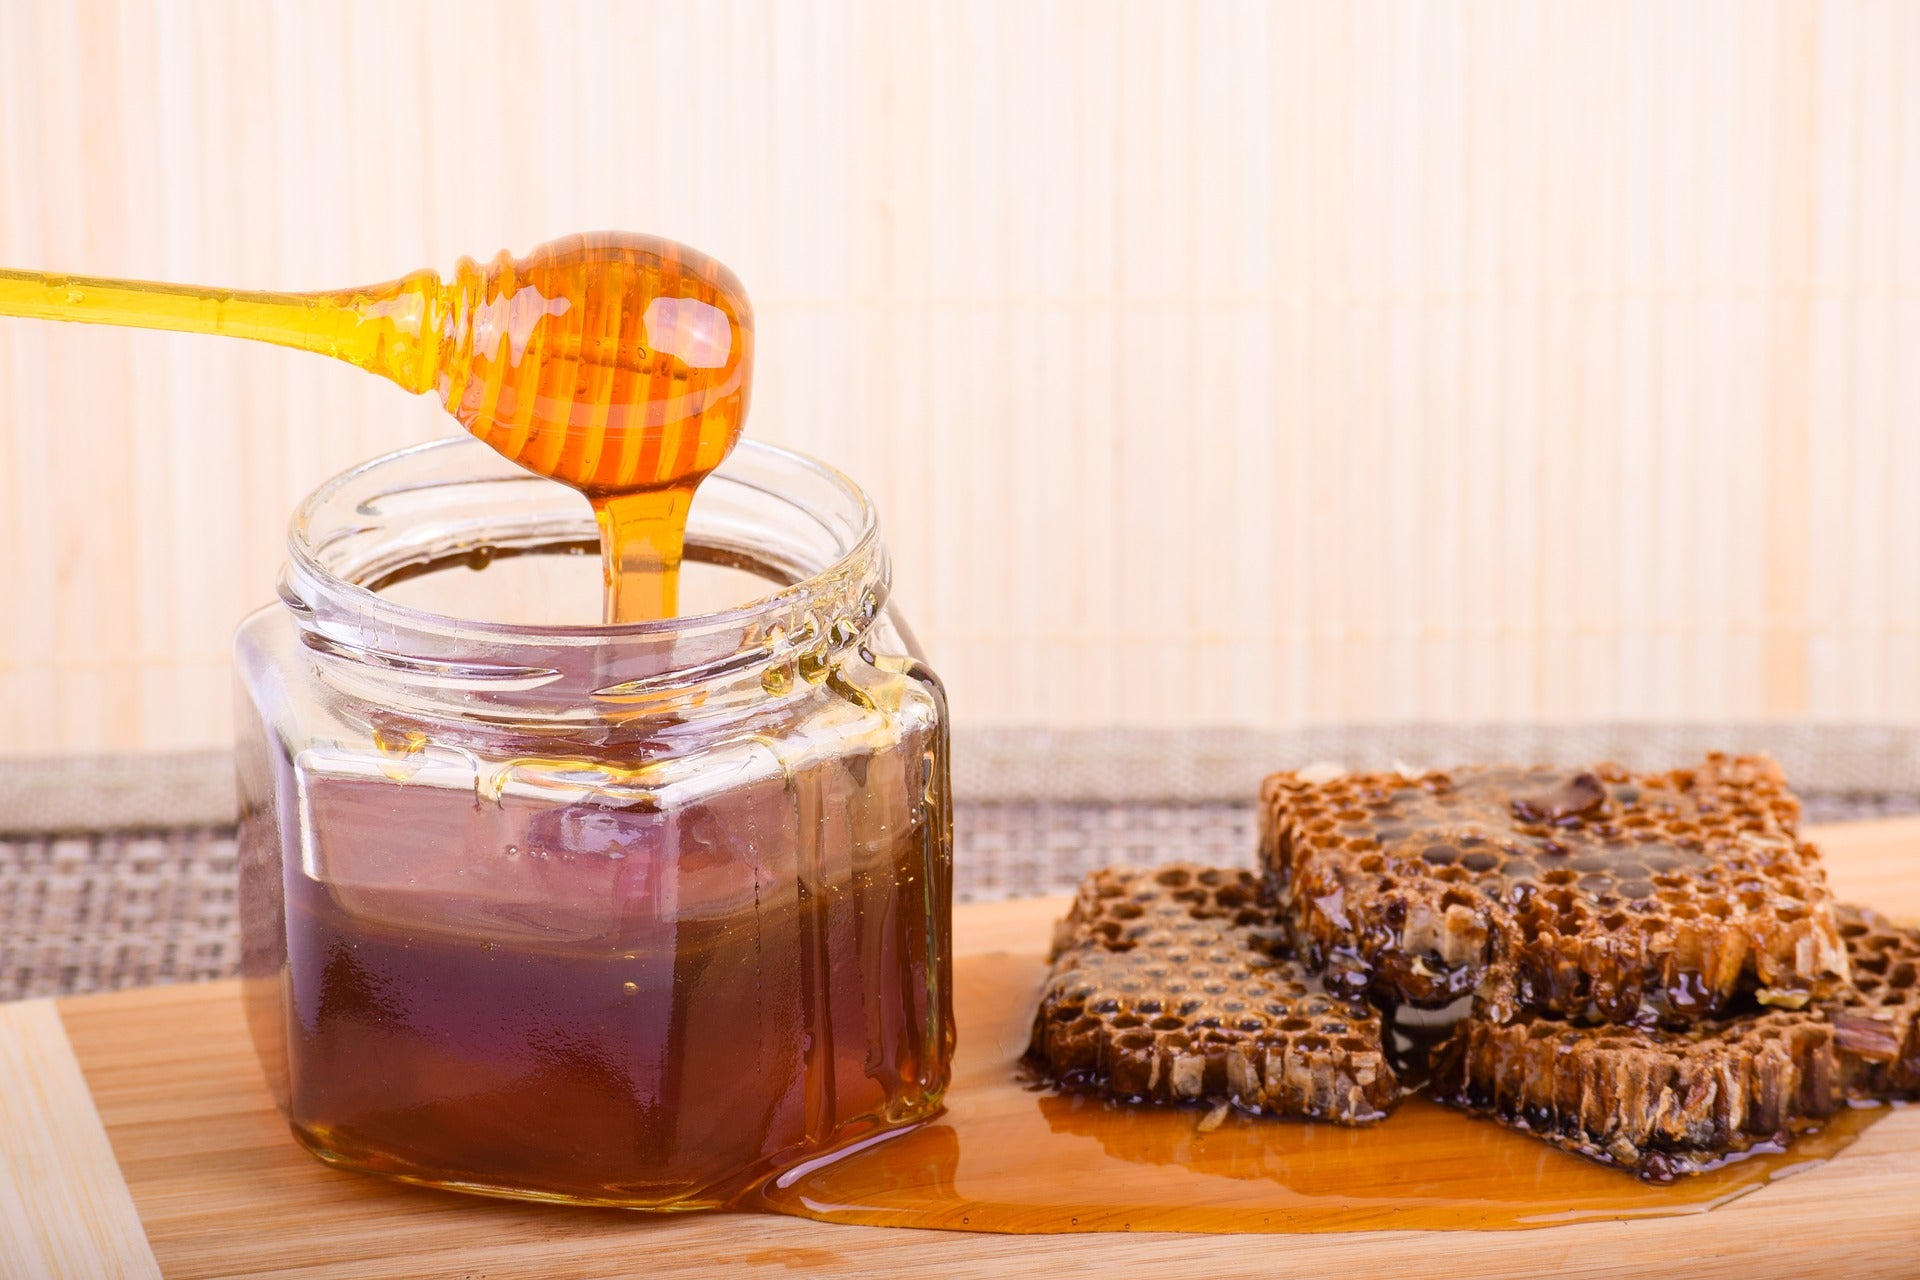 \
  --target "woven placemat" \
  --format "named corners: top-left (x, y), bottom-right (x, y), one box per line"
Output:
top-left (0, 829), bottom-right (239, 1003)
top-left (4, 793), bottom-right (1916, 1004)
